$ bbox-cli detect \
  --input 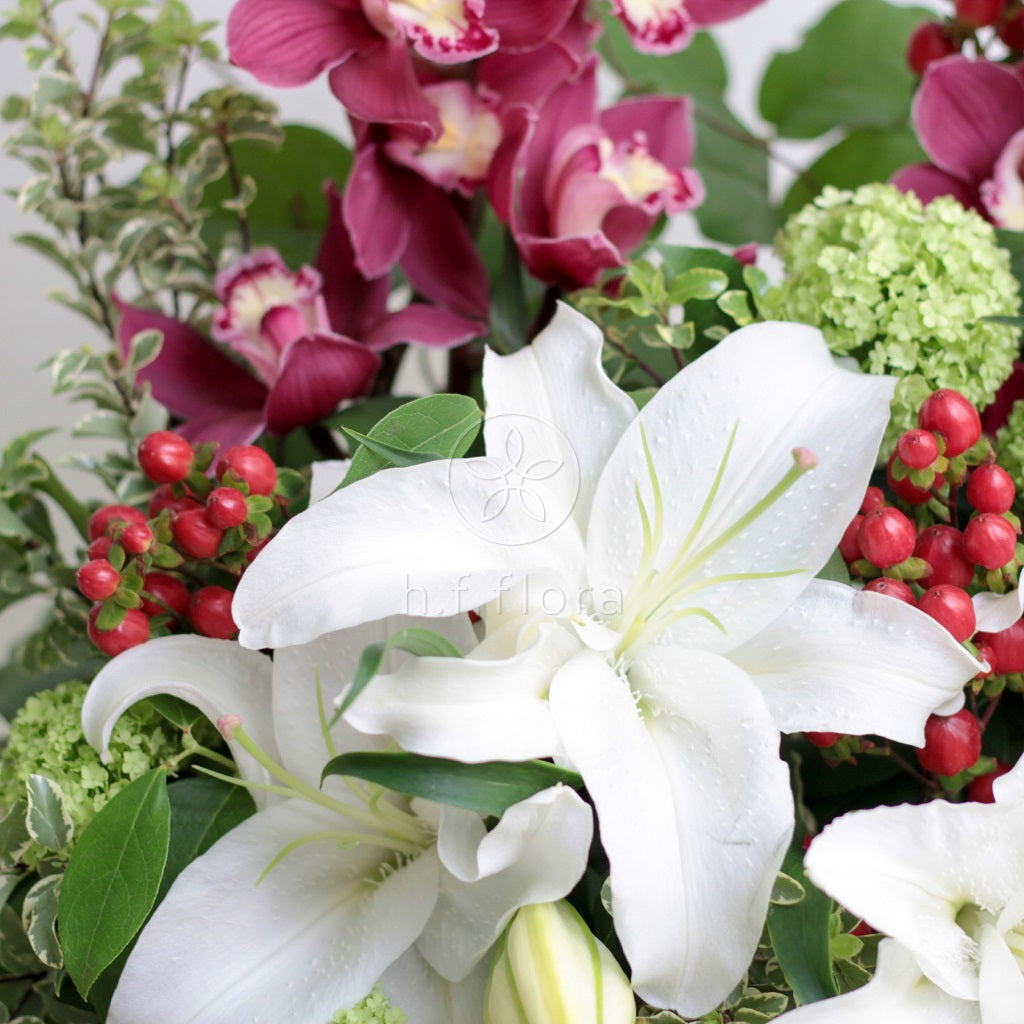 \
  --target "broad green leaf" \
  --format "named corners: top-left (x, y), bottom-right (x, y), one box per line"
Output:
top-left (0, 872), bottom-right (20, 915)
top-left (760, 0), bottom-right (931, 139)
top-left (0, 800), bottom-right (31, 869)
top-left (25, 775), bottom-right (73, 852)
top-left (770, 870), bottom-right (806, 907)
top-left (321, 752), bottom-right (583, 818)
top-left (334, 627), bottom-right (463, 719)
top-left (996, 229), bottom-right (1024, 294)
top-left (342, 393), bottom-right (482, 486)
top-left (341, 428), bottom-right (448, 469)
top-left (782, 127), bottom-right (926, 218)
top-left (0, 905), bottom-right (36, 974)
top-left (987, 315), bottom-right (1024, 327)
top-left (816, 547), bottom-right (851, 585)
top-left (59, 769), bottom-right (170, 997)
top-left (22, 874), bottom-right (62, 969)
top-left (767, 841), bottom-right (839, 1005)
top-left (146, 694), bottom-right (208, 733)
